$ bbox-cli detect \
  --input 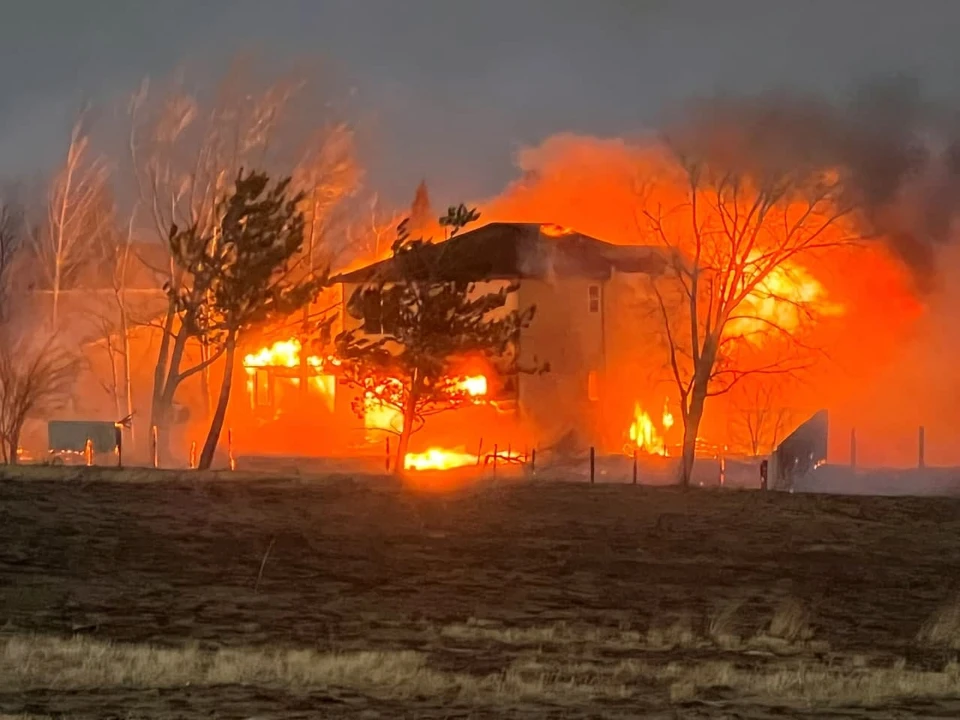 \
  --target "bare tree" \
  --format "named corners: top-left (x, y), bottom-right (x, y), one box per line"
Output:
top-left (728, 379), bottom-right (795, 456)
top-left (640, 146), bottom-right (858, 486)
top-left (293, 123), bottom-right (361, 273)
top-left (38, 109), bottom-right (111, 330)
top-left (0, 333), bottom-right (79, 463)
top-left (89, 208), bottom-right (140, 438)
top-left (290, 124), bottom-right (360, 392)
top-left (342, 193), bottom-right (402, 266)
